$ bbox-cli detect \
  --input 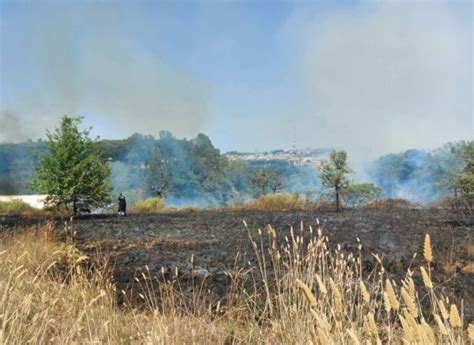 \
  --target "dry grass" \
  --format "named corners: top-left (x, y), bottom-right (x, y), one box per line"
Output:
top-left (1, 221), bottom-right (472, 344)
top-left (129, 197), bottom-right (165, 213)
top-left (233, 193), bottom-right (309, 211)
top-left (129, 197), bottom-right (200, 214)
